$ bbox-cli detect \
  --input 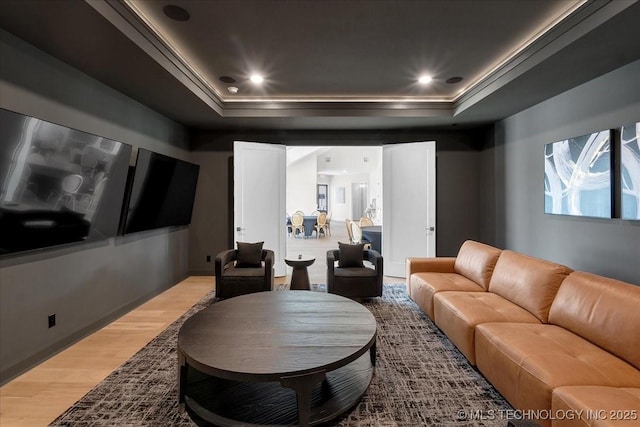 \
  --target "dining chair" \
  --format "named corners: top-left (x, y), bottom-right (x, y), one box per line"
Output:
top-left (84, 175), bottom-right (108, 220)
top-left (350, 221), bottom-right (372, 249)
top-left (56, 174), bottom-right (84, 211)
top-left (314, 212), bottom-right (329, 239)
top-left (360, 217), bottom-right (374, 227)
top-left (17, 164), bottom-right (36, 203)
top-left (325, 211), bottom-right (332, 236)
top-left (345, 219), bottom-right (354, 243)
top-left (80, 145), bottom-right (100, 178)
top-left (290, 211), bottom-right (305, 238)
